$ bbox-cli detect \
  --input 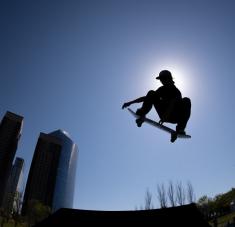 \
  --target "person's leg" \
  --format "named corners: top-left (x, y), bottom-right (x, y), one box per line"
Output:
top-left (136, 90), bottom-right (155, 116)
top-left (136, 90), bottom-right (157, 127)
top-left (176, 97), bottom-right (191, 133)
top-left (155, 100), bottom-right (178, 124)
